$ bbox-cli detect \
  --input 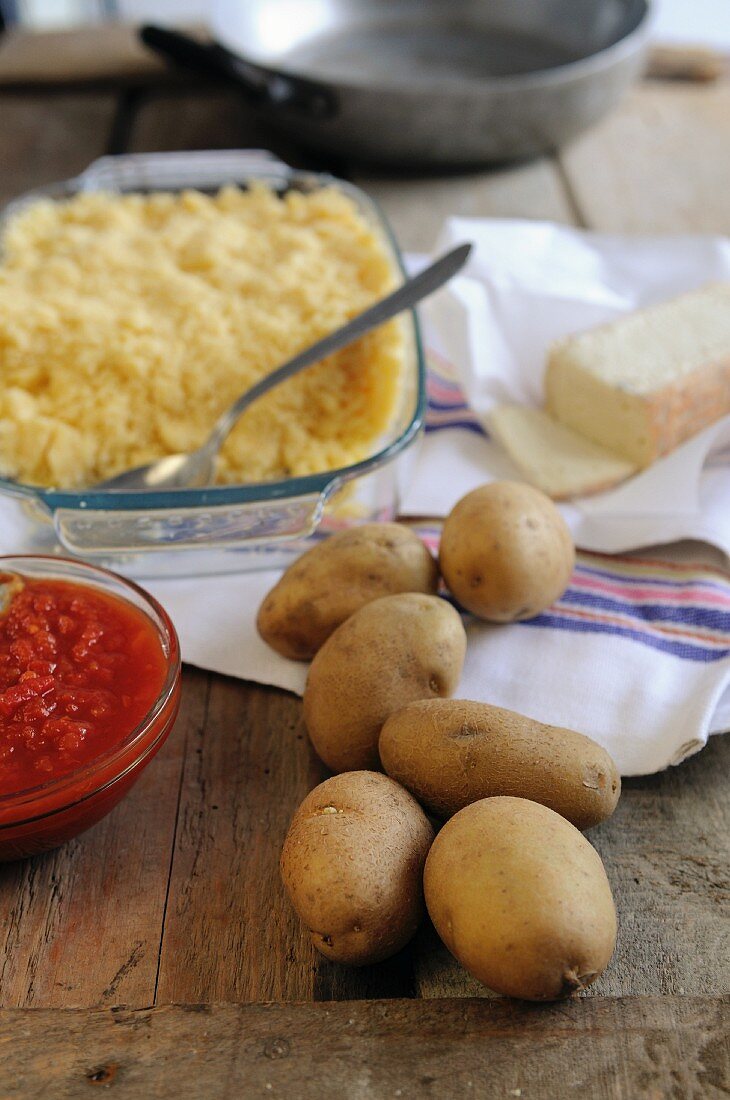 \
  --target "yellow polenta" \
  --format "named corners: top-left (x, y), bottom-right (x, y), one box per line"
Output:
top-left (0, 185), bottom-right (405, 488)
